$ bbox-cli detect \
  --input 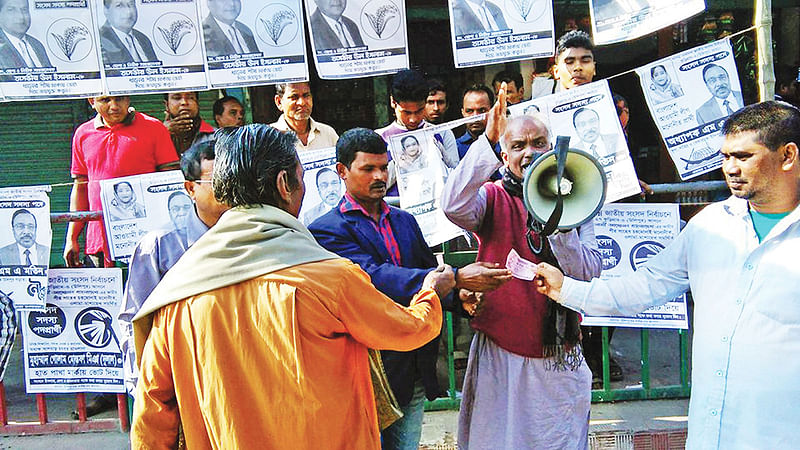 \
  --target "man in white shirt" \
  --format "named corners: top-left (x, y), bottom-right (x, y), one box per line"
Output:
top-left (0, 0), bottom-right (51, 68)
top-left (202, 0), bottom-right (258, 56)
top-left (535, 101), bottom-right (800, 449)
top-left (695, 63), bottom-right (745, 125)
top-left (270, 82), bottom-right (339, 152)
top-left (98, 0), bottom-right (157, 65)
